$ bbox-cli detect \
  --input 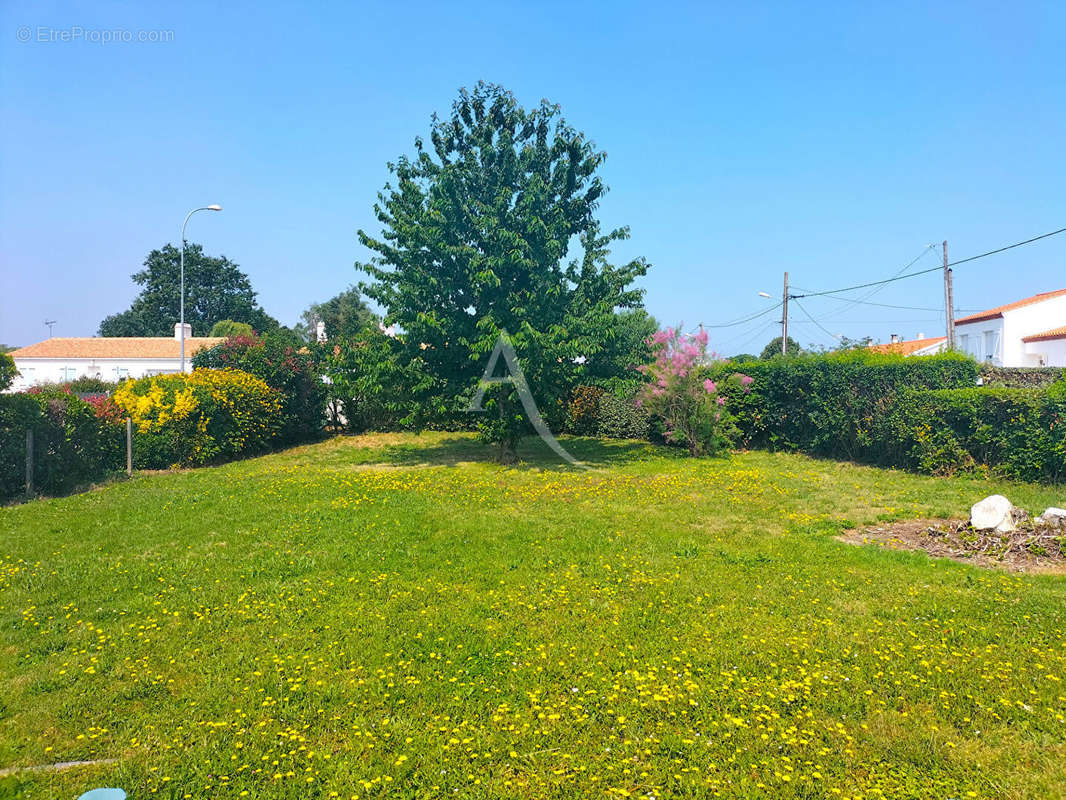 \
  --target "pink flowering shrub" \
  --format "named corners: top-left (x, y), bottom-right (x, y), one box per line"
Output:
top-left (636, 327), bottom-right (752, 456)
